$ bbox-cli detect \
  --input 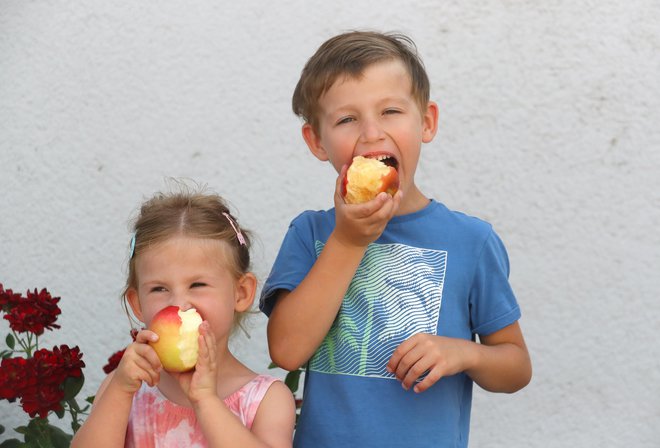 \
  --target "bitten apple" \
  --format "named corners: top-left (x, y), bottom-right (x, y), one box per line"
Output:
top-left (342, 155), bottom-right (399, 204)
top-left (148, 306), bottom-right (203, 372)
